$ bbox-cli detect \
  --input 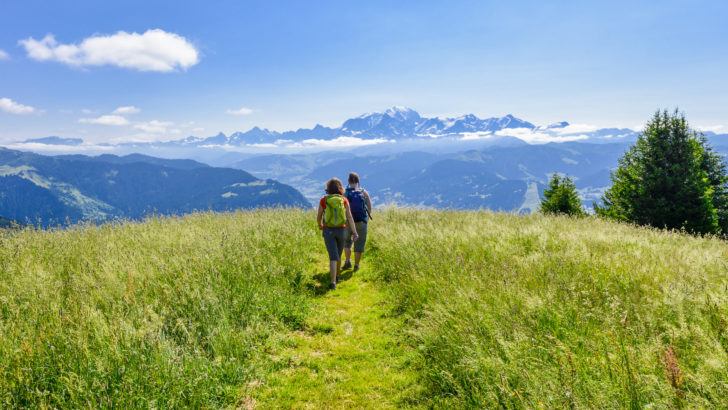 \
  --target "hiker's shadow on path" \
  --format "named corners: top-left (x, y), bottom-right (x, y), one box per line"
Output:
top-left (309, 268), bottom-right (354, 296)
